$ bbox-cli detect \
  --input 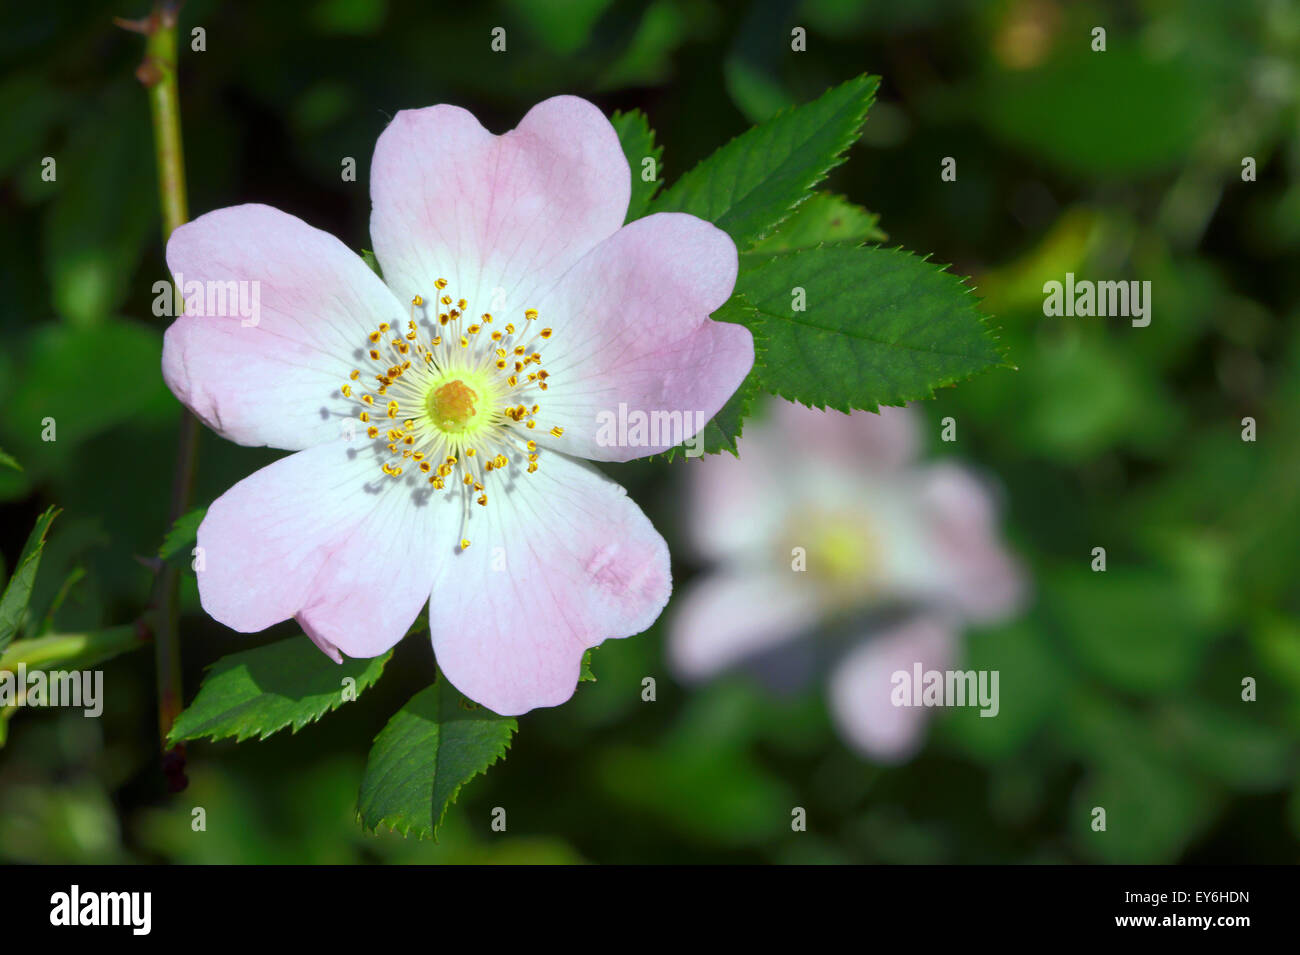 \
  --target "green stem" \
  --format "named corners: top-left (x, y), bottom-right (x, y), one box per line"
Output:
top-left (0, 622), bottom-right (150, 672)
top-left (122, 2), bottom-right (195, 763)
top-left (144, 14), bottom-right (189, 235)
